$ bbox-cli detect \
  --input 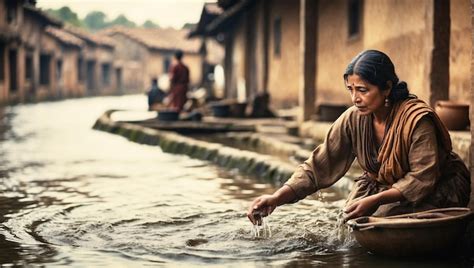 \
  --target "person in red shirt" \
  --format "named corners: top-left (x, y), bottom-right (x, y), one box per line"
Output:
top-left (168, 50), bottom-right (190, 112)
